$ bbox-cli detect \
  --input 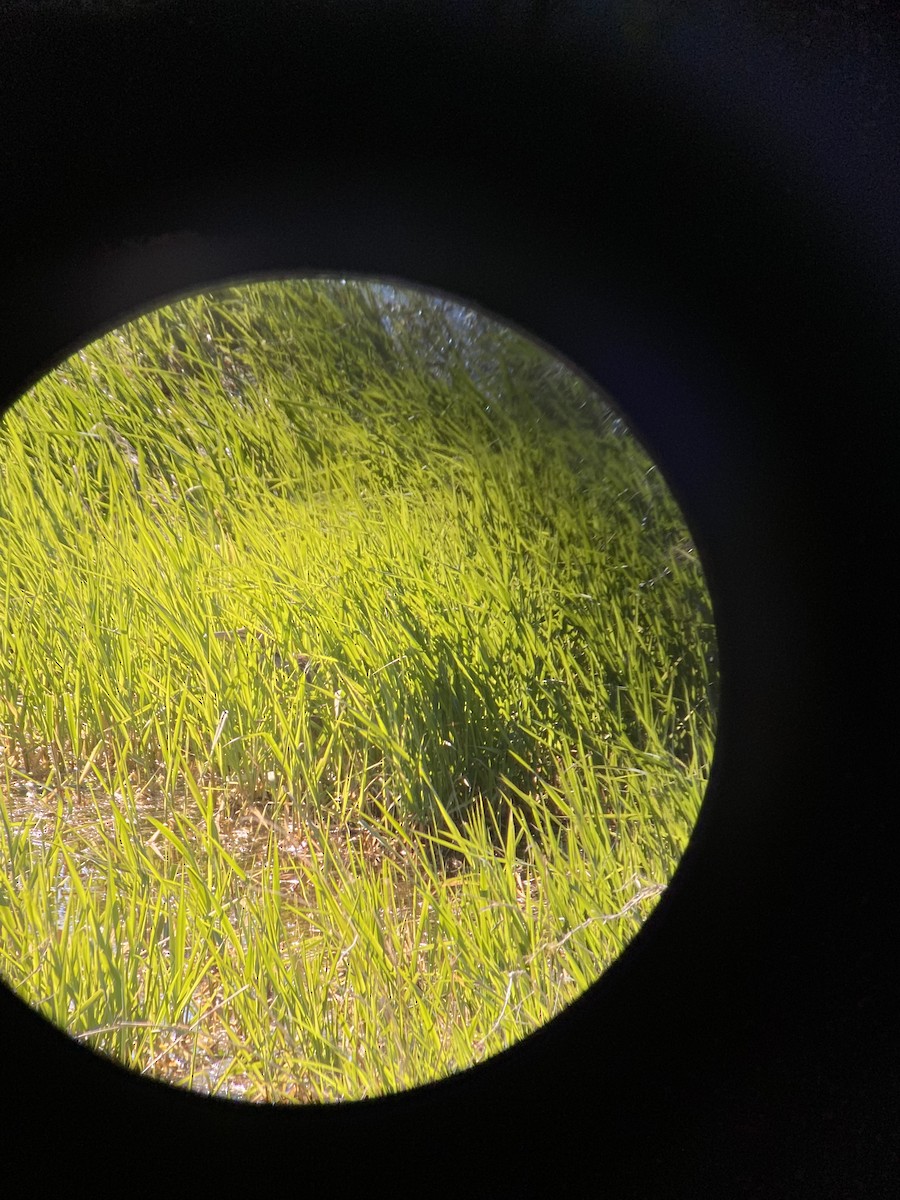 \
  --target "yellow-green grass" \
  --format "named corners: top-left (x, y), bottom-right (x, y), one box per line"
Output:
top-left (0, 278), bottom-right (717, 1101)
